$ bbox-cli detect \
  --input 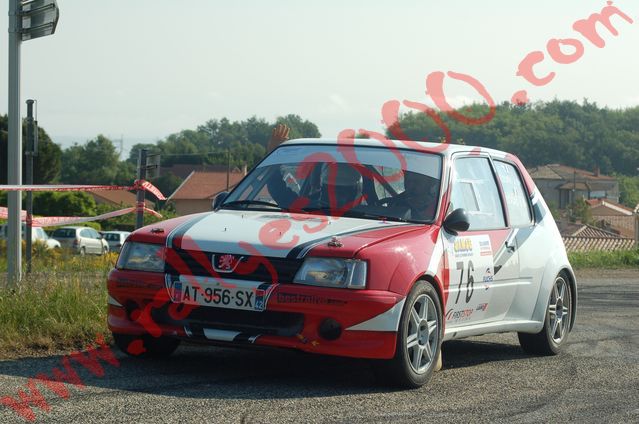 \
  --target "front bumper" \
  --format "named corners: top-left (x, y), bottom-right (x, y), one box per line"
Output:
top-left (107, 269), bottom-right (403, 359)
